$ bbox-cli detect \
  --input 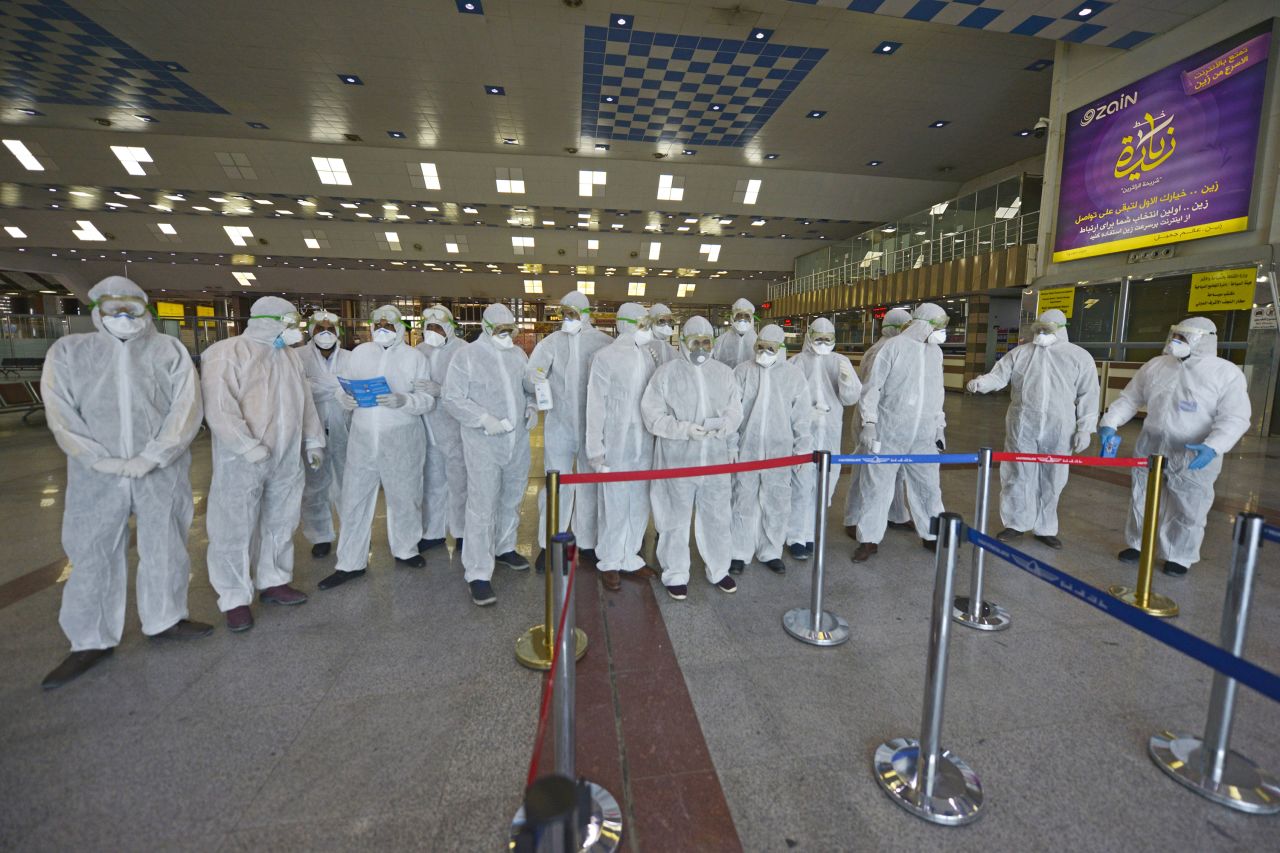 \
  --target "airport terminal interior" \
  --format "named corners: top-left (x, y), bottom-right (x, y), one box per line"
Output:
top-left (1, 0), bottom-right (1279, 850)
